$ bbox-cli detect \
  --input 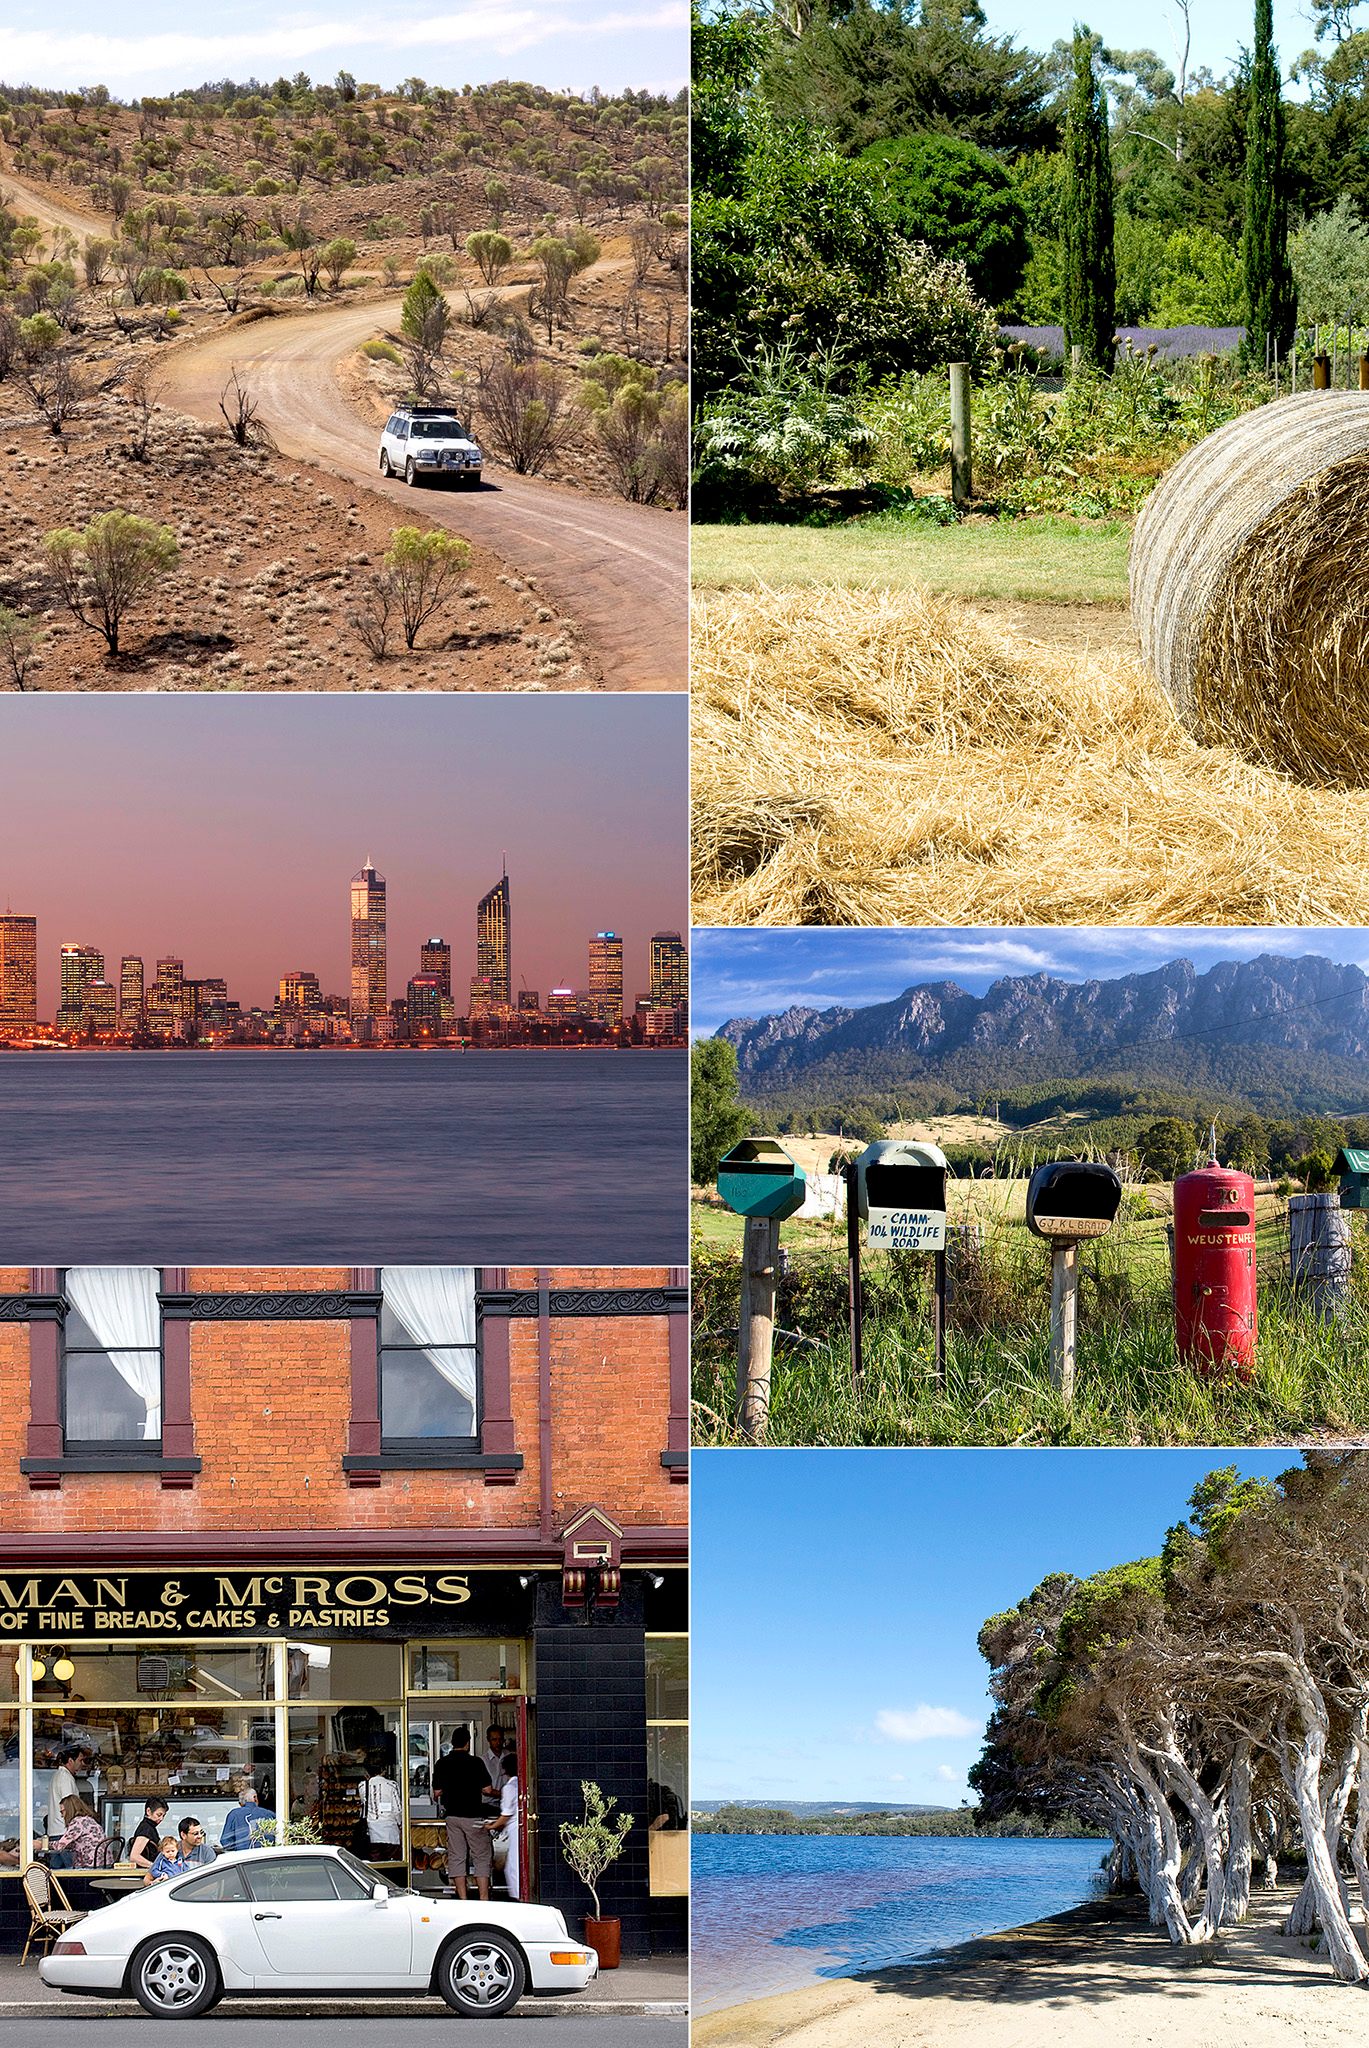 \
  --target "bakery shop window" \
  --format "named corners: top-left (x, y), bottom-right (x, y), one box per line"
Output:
top-left (646, 1634), bottom-right (687, 1898)
top-left (287, 1707), bottom-right (404, 1864)
top-left (379, 1267), bottom-right (479, 1449)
